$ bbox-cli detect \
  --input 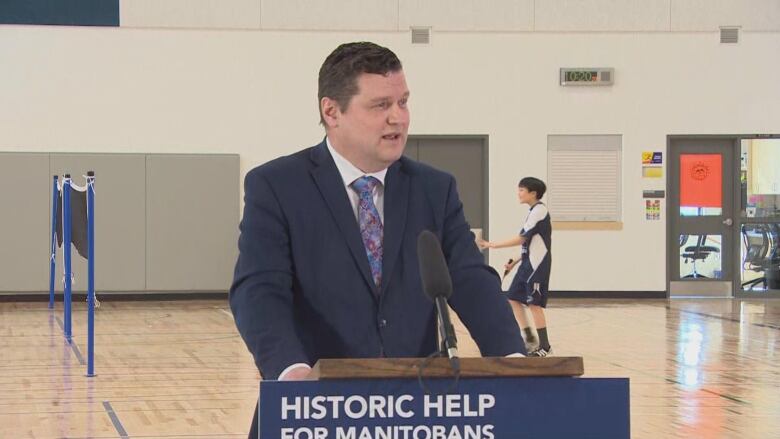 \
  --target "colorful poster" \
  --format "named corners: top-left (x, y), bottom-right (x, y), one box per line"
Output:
top-left (645, 199), bottom-right (661, 220)
top-left (642, 151), bottom-right (663, 165)
top-left (680, 154), bottom-right (722, 208)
